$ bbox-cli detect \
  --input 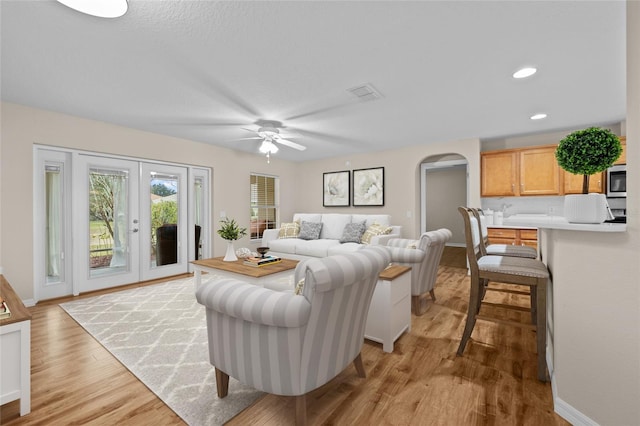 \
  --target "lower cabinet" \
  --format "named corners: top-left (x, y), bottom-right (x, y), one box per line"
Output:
top-left (487, 227), bottom-right (538, 250)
